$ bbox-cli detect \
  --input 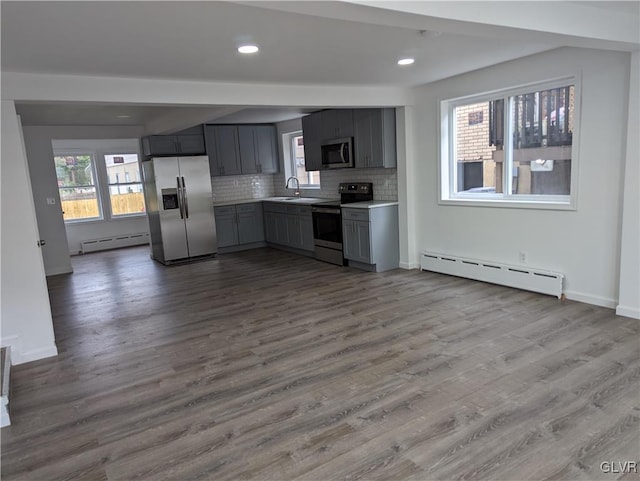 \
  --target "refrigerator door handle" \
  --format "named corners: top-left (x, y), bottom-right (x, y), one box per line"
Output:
top-left (181, 176), bottom-right (189, 219)
top-left (177, 176), bottom-right (184, 219)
